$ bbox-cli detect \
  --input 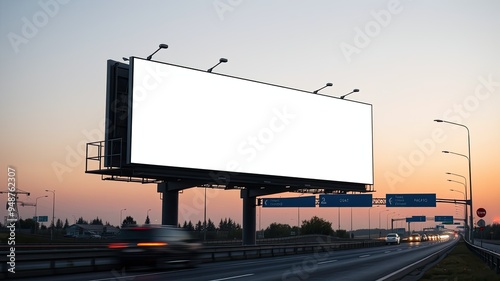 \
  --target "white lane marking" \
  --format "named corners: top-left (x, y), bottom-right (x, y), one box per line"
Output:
top-left (384, 251), bottom-right (391, 254)
top-left (318, 259), bottom-right (338, 264)
top-left (228, 255), bottom-right (303, 266)
top-left (359, 254), bottom-right (370, 258)
top-left (210, 273), bottom-right (255, 281)
top-left (89, 270), bottom-right (181, 281)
